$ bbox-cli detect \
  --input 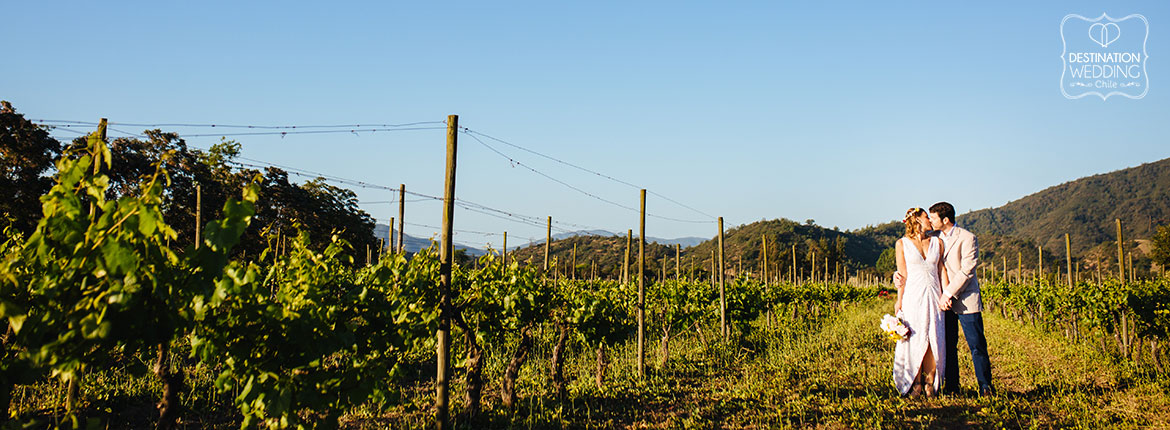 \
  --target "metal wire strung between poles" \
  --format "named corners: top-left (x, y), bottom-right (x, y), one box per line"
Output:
top-left (458, 125), bottom-right (717, 221)
top-left (42, 117), bottom-right (715, 224)
top-left (33, 119), bottom-right (446, 129)
top-left (462, 130), bottom-right (713, 224)
top-left (225, 160), bottom-right (585, 236)
top-left (38, 121), bottom-right (447, 138)
top-left (42, 117), bottom-right (713, 238)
